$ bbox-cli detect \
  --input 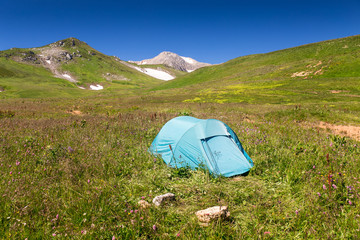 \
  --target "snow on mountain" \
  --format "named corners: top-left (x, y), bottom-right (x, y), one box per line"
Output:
top-left (134, 67), bottom-right (174, 81)
top-left (130, 51), bottom-right (211, 72)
